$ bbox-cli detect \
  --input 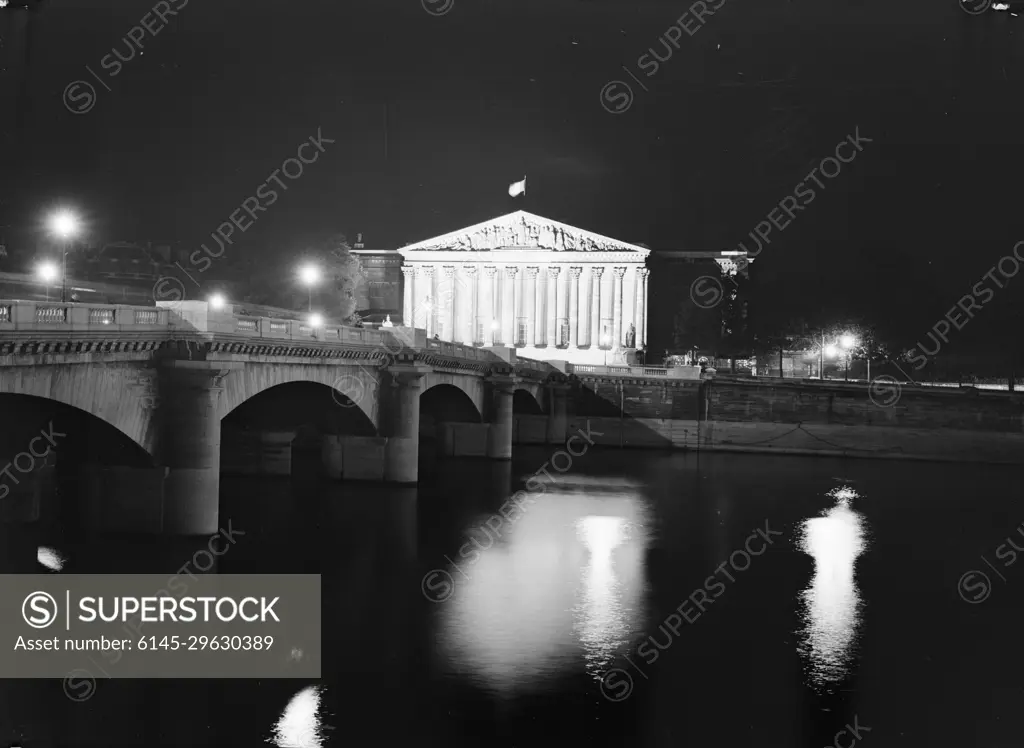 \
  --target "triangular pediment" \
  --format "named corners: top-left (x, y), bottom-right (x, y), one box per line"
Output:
top-left (399, 210), bottom-right (651, 255)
